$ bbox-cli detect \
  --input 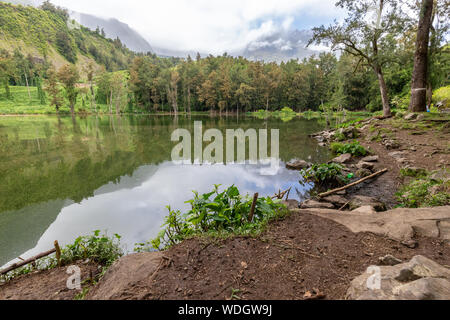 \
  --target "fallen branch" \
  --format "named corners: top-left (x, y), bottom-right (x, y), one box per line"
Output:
top-left (318, 168), bottom-right (388, 198)
top-left (0, 248), bottom-right (56, 276)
